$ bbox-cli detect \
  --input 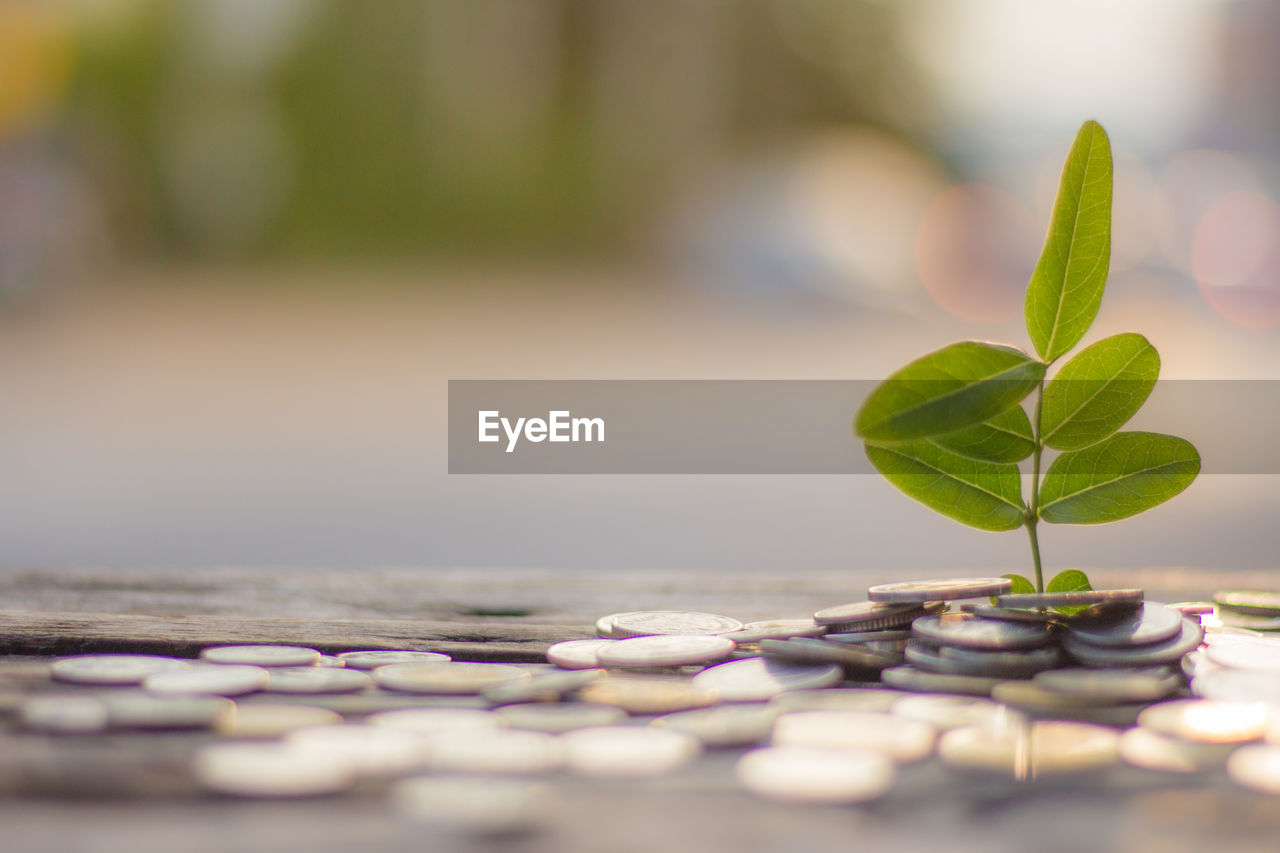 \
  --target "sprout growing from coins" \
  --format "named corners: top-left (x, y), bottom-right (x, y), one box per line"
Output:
top-left (854, 120), bottom-right (1200, 600)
